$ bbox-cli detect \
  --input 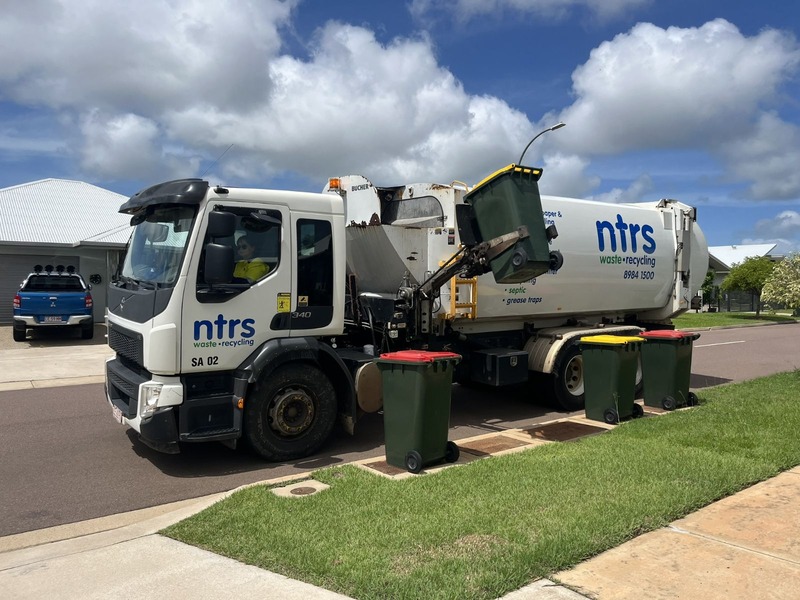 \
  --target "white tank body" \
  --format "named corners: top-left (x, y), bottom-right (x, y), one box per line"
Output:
top-left (459, 195), bottom-right (708, 323)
